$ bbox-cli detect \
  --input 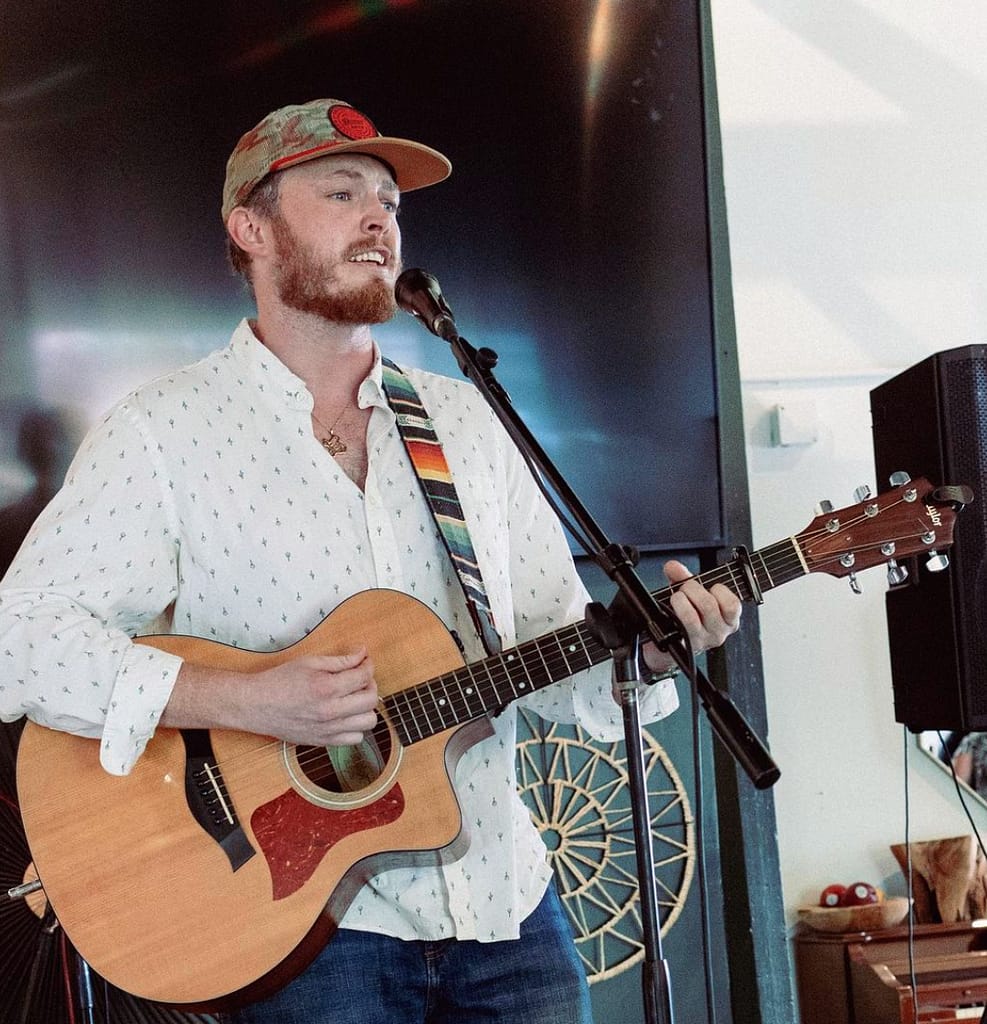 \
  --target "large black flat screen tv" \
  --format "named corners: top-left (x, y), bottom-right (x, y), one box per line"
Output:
top-left (2, 0), bottom-right (723, 552)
